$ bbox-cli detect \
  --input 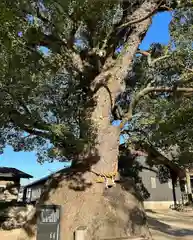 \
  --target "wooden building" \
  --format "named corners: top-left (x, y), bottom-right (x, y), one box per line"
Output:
top-left (23, 175), bottom-right (48, 203)
top-left (119, 143), bottom-right (186, 209)
top-left (23, 168), bottom-right (66, 203)
top-left (0, 167), bottom-right (33, 202)
top-left (137, 157), bottom-right (182, 209)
